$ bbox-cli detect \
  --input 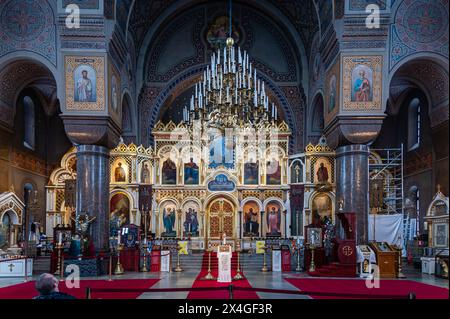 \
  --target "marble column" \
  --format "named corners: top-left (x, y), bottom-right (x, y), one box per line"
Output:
top-left (76, 145), bottom-right (110, 252)
top-left (335, 144), bottom-right (369, 244)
